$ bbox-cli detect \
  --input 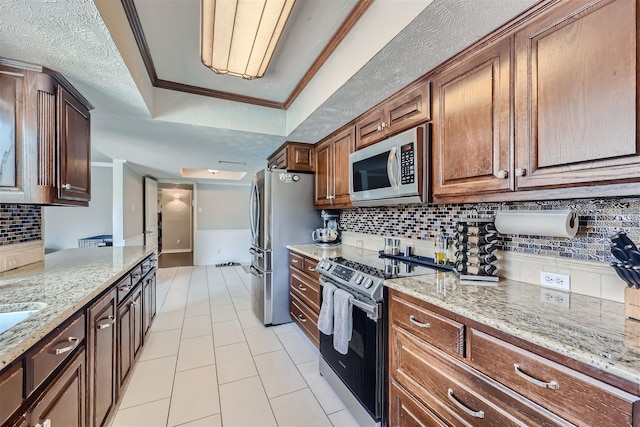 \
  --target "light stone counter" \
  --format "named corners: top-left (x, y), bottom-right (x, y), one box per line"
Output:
top-left (0, 246), bottom-right (155, 369)
top-left (288, 243), bottom-right (640, 386)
